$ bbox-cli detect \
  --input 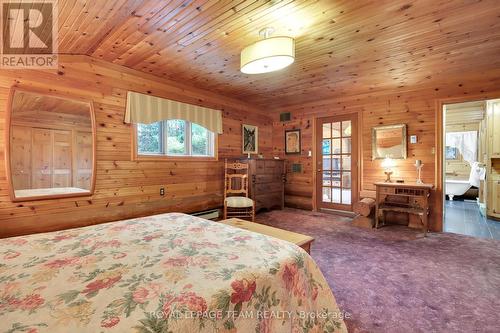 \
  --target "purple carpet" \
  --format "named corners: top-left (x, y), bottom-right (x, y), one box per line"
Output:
top-left (256, 208), bottom-right (500, 333)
